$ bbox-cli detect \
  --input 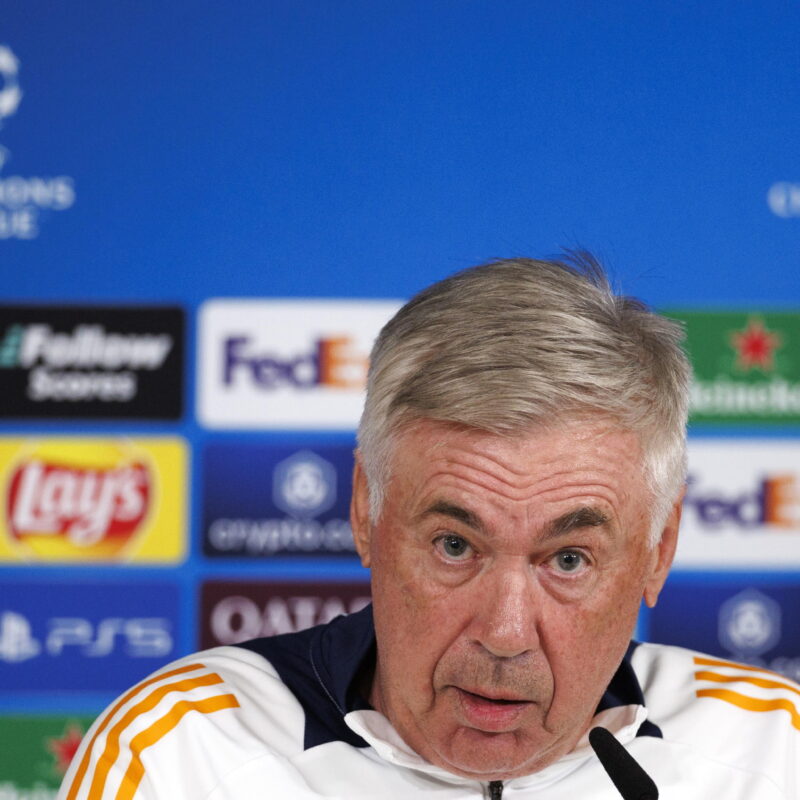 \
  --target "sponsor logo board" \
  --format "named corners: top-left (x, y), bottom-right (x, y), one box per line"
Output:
top-left (200, 580), bottom-right (370, 648)
top-left (0, 306), bottom-right (184, 419)
top-left (0, 581), bottom-right (178, 691)
top-left (0, 437), bottom-right (187, 563)
top-left (675, 439), bottom-right (800, 568)
top-left (203, 442), bottom-right (356, 557)
top-left (198, 300), bottom-right (400, 429)
top-left (649, 582), bottom-right (800, 682)
top-left (0, 45), bottom-right (76, 239)
top-left (666, 311), bottom-right (800, 423)
top-left (0, 714), bottom-right (95, 797)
